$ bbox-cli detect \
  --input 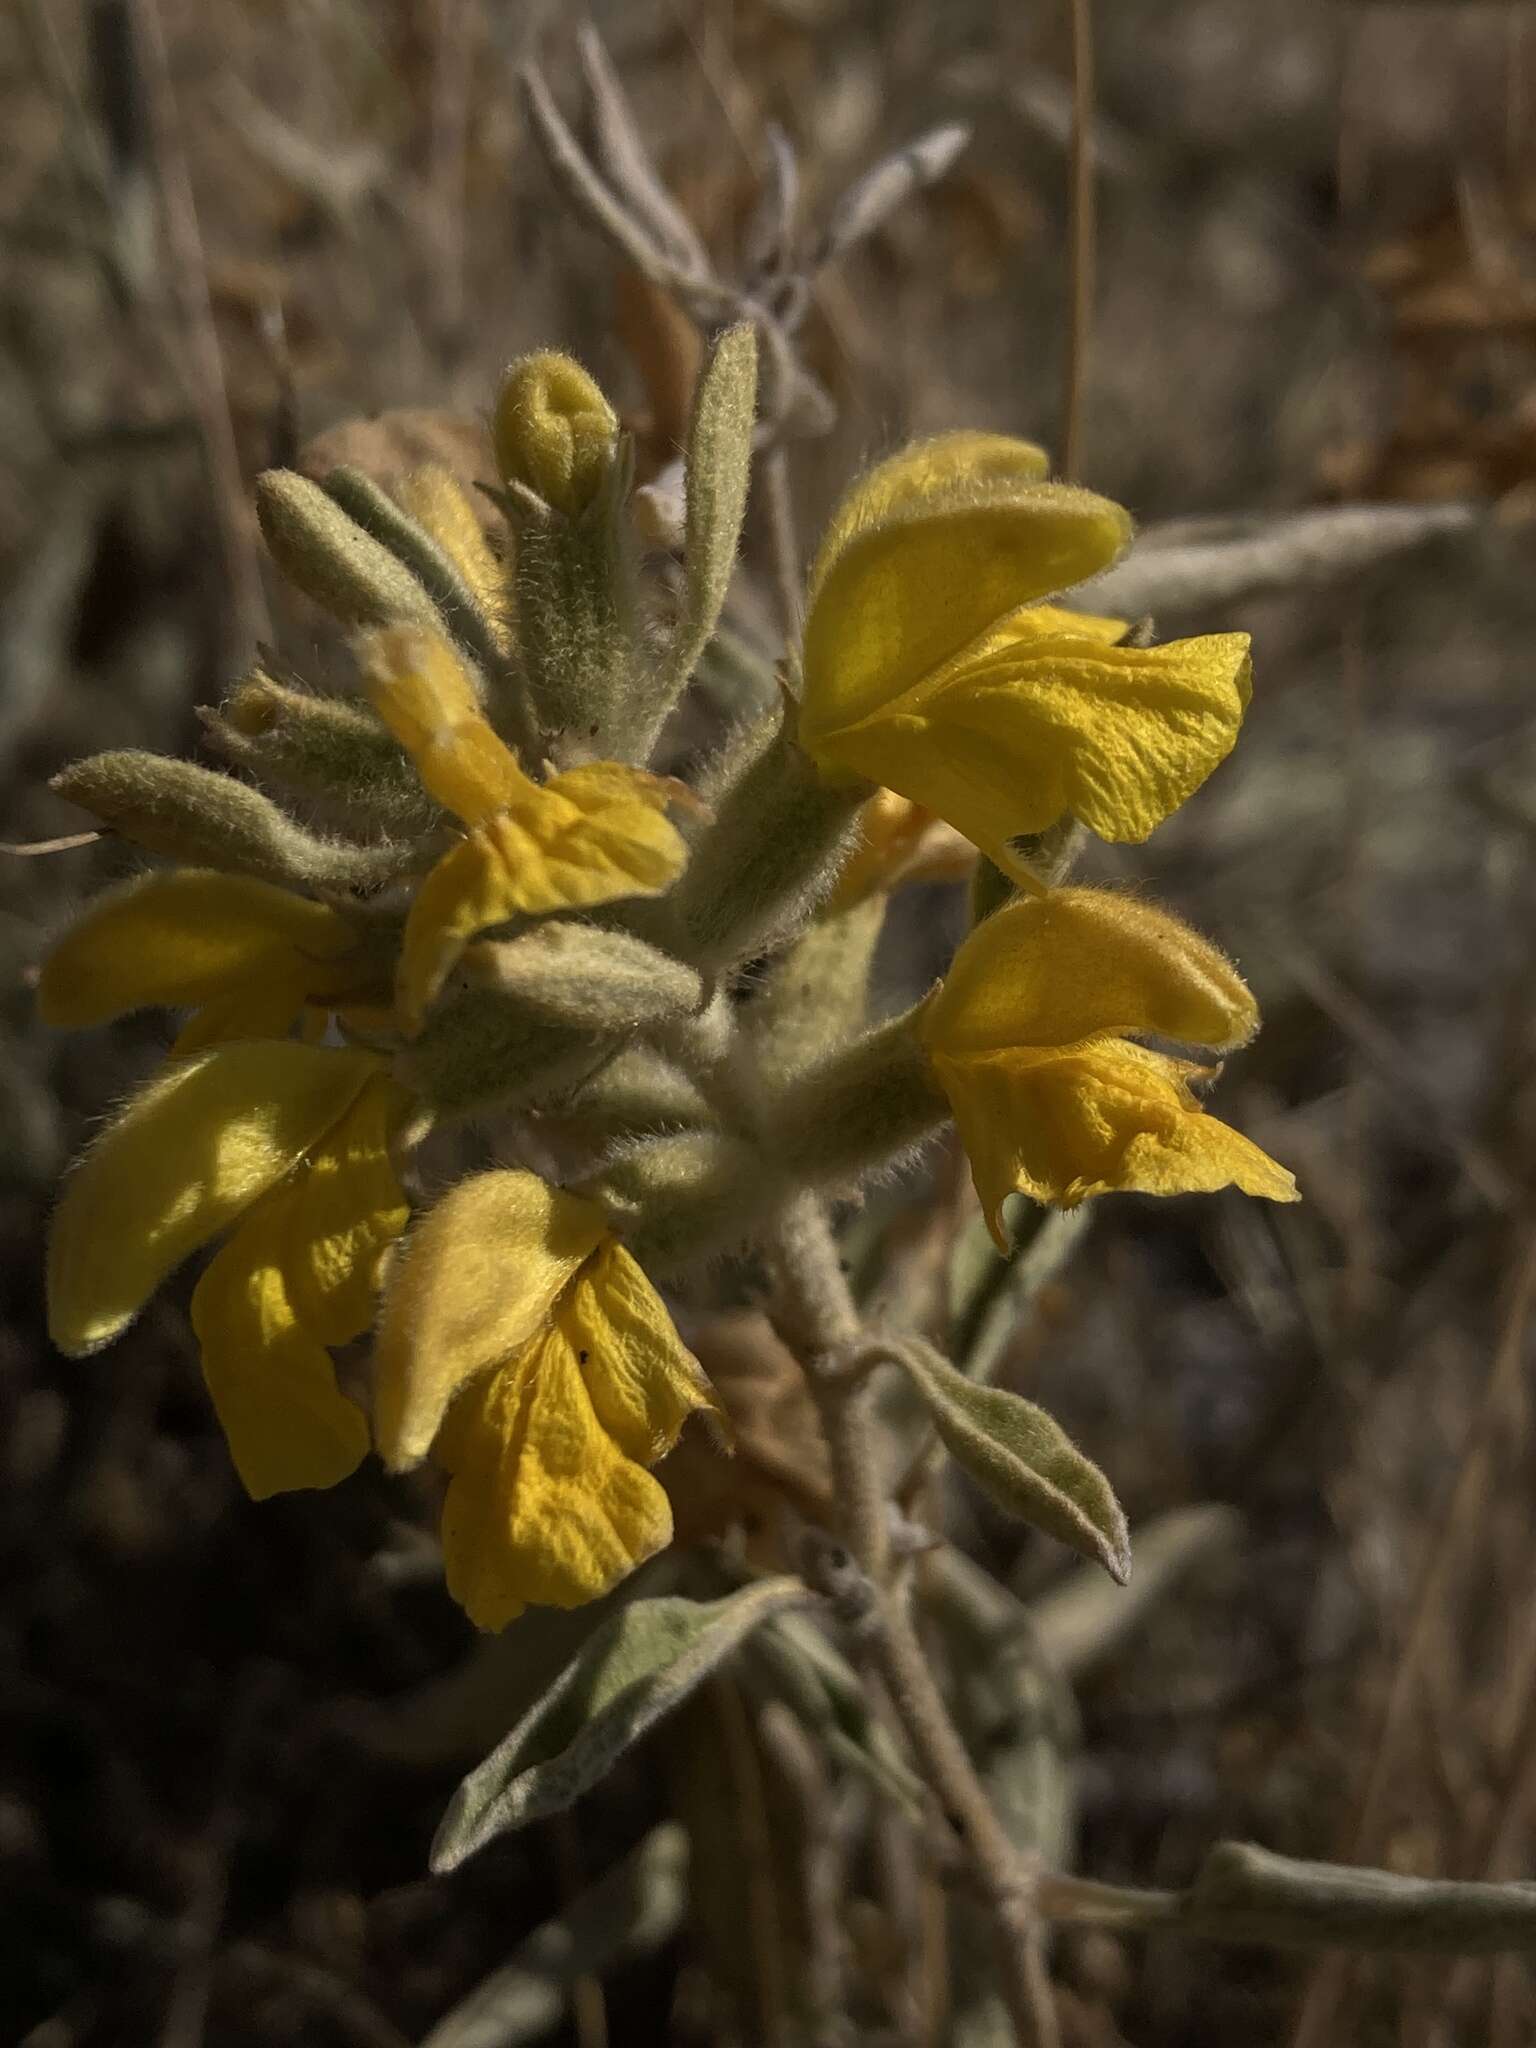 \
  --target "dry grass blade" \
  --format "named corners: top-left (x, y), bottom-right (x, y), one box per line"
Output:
top-left (1086, 502), bottom-right (1478, 616)
top-left (740, 123), bottom-right (799, 289)
top-left (813, 123), bottom-right (970, 268)
top-left (519, 64), bottom-right (734, 323)
top-left (575, 26), bottom-right (709, 280)
top-left (1289, 1230), bottom-right (1536, 2047)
